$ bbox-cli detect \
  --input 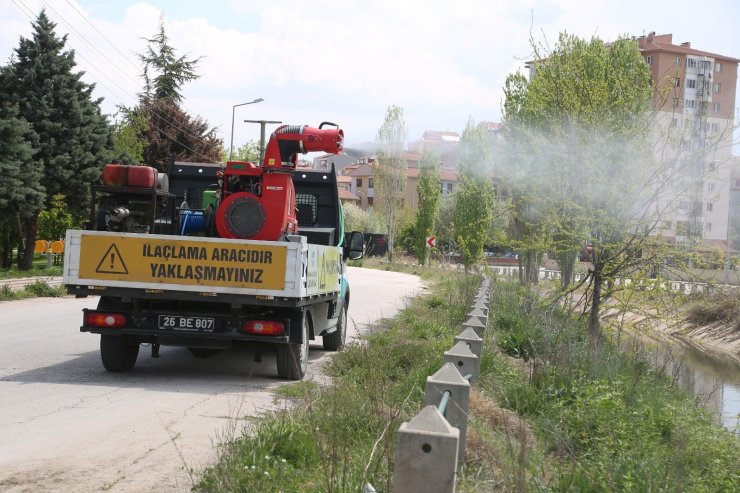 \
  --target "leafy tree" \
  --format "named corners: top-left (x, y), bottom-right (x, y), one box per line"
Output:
top-left (500, 33), bottom-right (656, 345)
top-left (0, 10), bottom-right (113, 269)
top-left (138, 18), bottom-right (201, 103)
top-left (374, 105), bottom-right (407, 263)
top-left (126, 19), bottom-right (222, 170)
top-left (226, 140), bottom-right (261, 163)
top-left (112, 110), bottom-right (148, 164)
top-left (414, 149), bottom-right (441, 265)
top-left (0, 102), bottom-right (43, 268)
top-left (343, 202), bottom-right (385, 234)
top-left (453, 117), bottom-right (496, 269)
top-left (137, 98), bottom-right (222, 169)
top-left (38, 195), bottom-right (80, 241)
